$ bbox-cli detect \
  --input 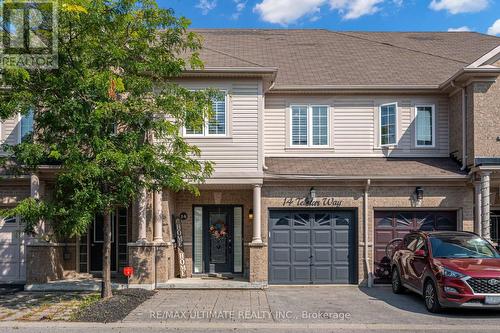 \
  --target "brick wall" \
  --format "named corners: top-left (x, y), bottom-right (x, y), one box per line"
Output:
top-left (448, 91), bottom-right (463, 163)
top-left (472, 80), bottom-right (500, 158)
top-left (262, 183), bottom-right (473, 284)
top-left (0, 183), bottom-right (30, 205)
